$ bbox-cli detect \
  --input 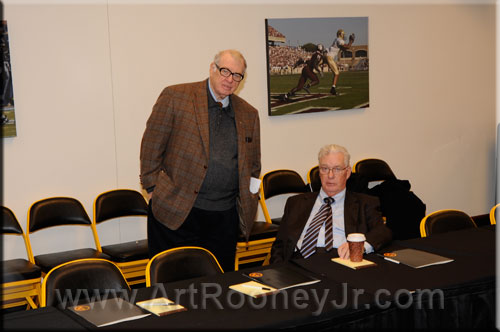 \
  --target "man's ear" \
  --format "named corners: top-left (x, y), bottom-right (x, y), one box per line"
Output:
top-left (345, 166), bottom-right (352, 180)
